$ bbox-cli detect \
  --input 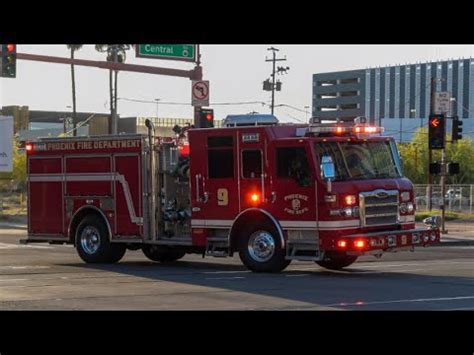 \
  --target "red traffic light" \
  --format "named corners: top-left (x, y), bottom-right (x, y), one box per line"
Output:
top-left (6, 44), bottom-right (15, 52)
top-left (430, 117), bottom-right (440, 127)
top-left (206, 113), bottom-right (213, 121)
